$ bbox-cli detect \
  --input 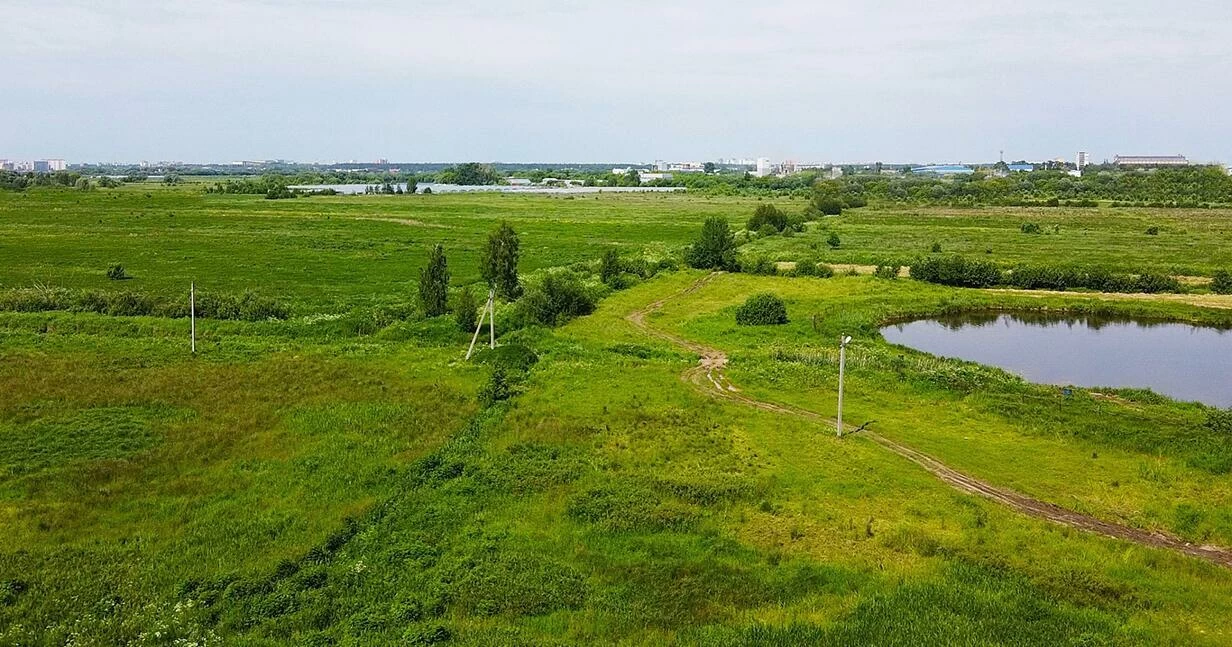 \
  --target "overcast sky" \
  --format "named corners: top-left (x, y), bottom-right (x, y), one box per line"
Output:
top-left (4, 0), bottom-right (1230, 164)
